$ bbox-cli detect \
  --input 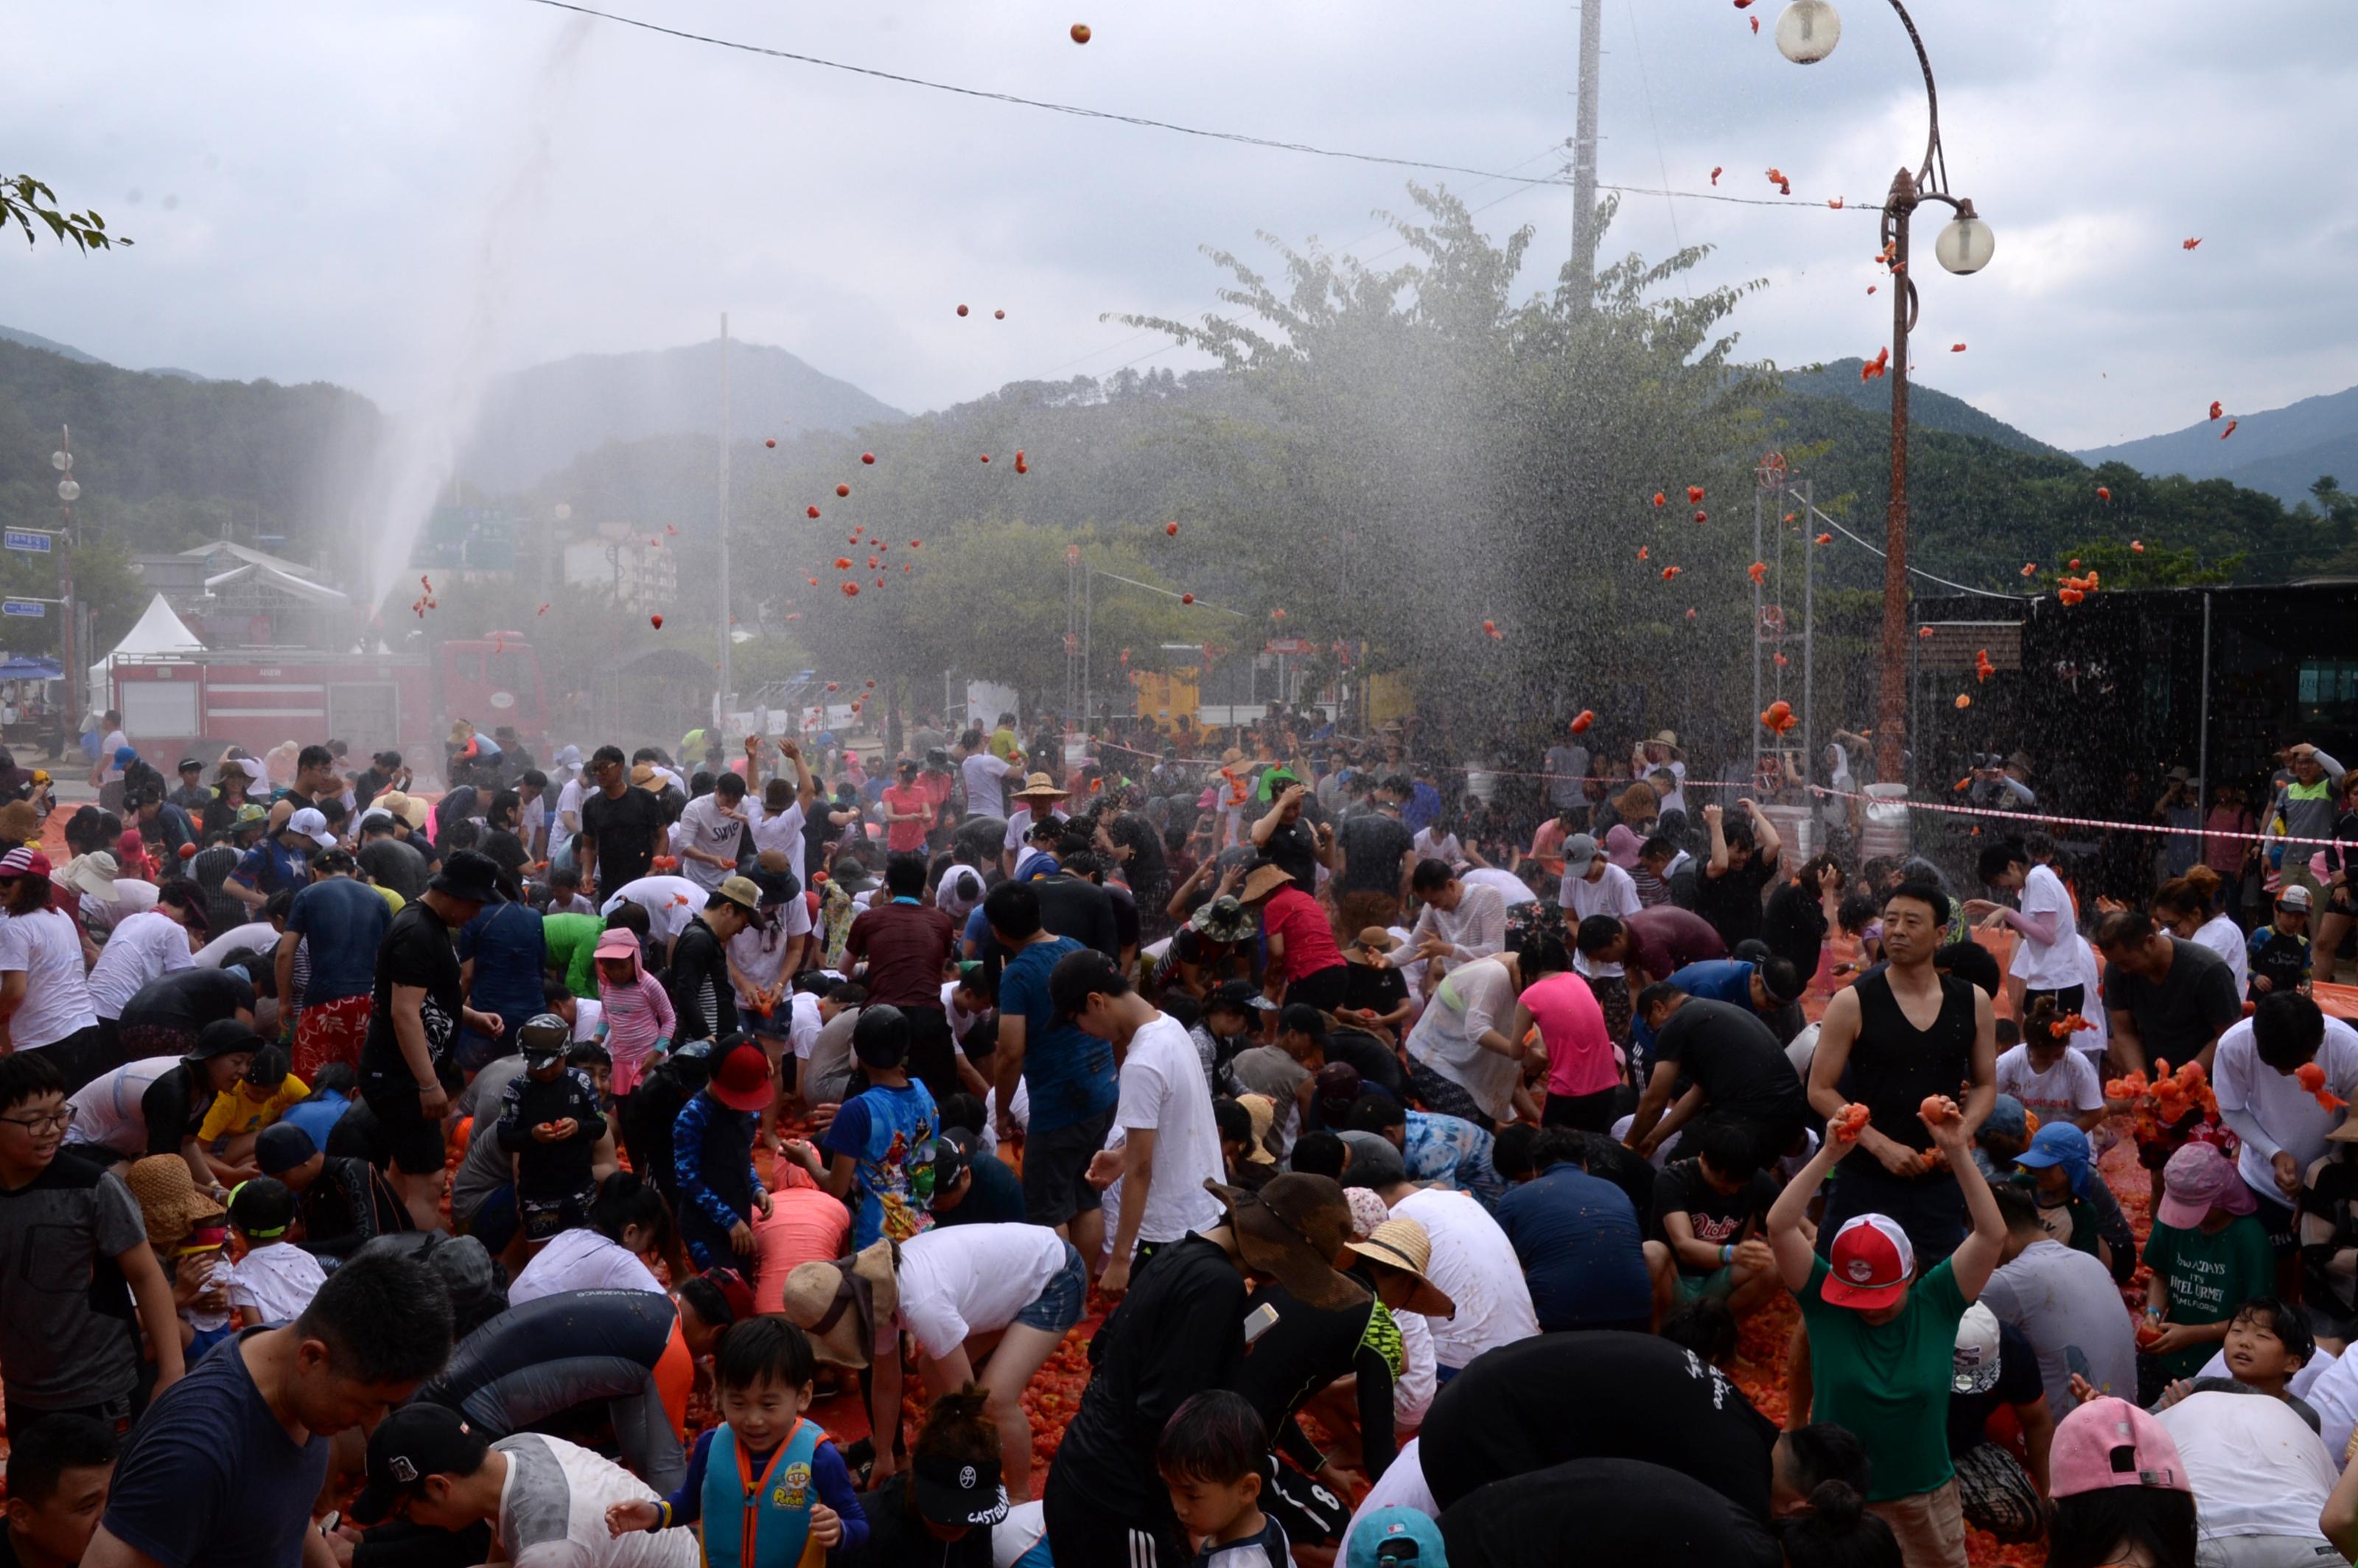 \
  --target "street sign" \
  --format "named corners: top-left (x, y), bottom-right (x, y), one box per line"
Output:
top-left (1, 601), bottom-right (45, 618)
top-left (4, 531), bottom-right (52, 553)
